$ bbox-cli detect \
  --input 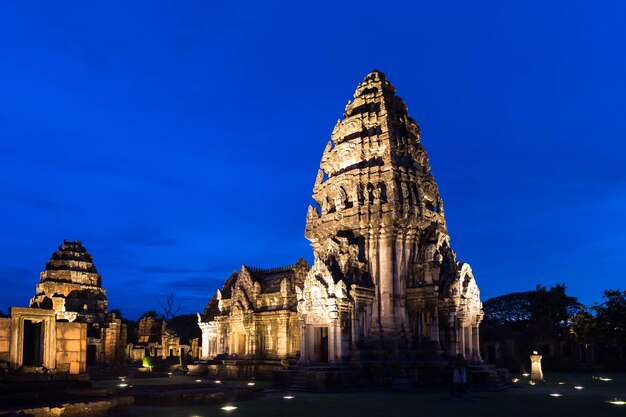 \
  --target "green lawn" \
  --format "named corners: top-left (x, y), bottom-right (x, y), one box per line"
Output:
top-left (118, 373), bottom-right (626, 417)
